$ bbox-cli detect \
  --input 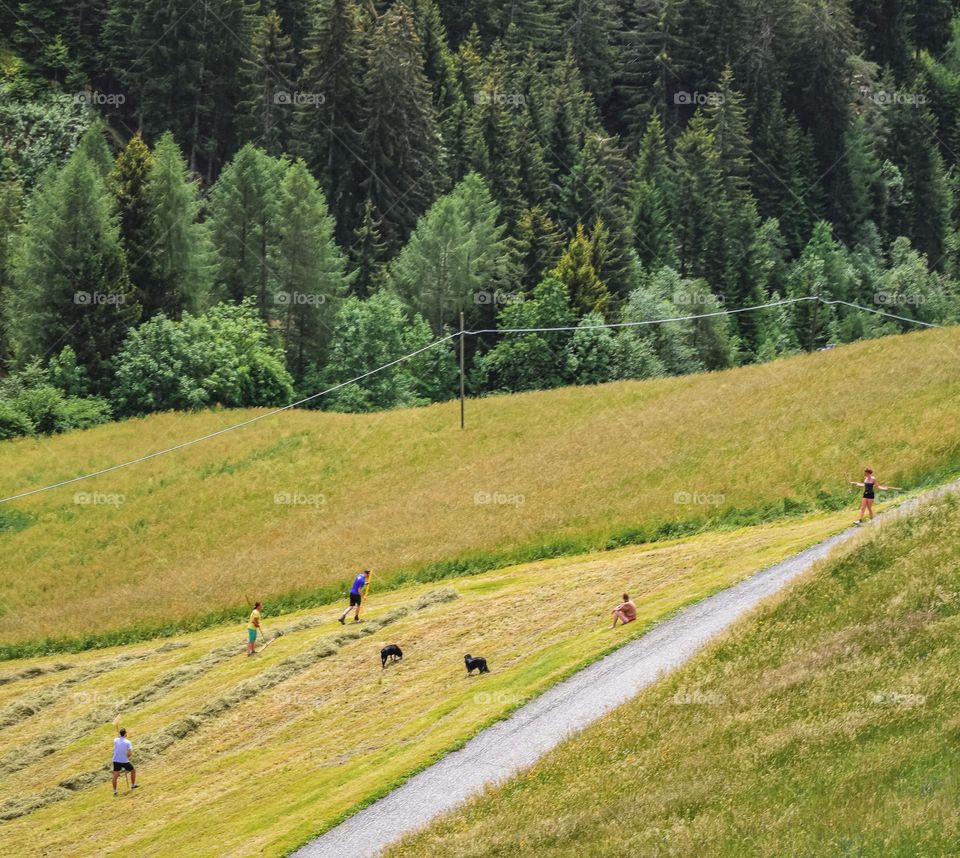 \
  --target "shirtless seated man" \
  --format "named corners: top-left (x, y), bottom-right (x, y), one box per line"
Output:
top-left (612, 593), bottom-right (637, 628)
